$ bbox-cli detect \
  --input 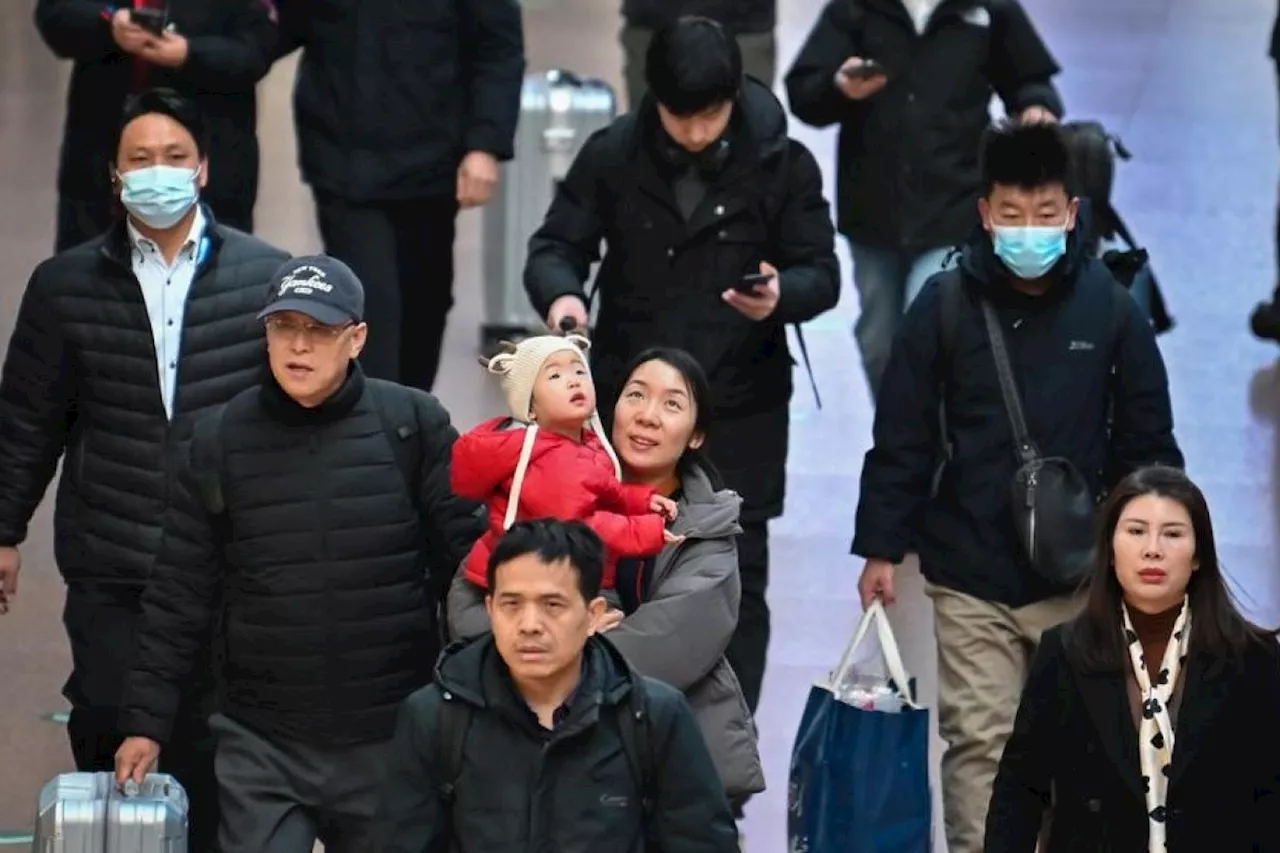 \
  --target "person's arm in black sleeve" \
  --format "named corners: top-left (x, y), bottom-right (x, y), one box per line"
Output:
top-left (372, 688), bottom-right (448, 853)
top-left (0, 270), bottom-right (74, 549)
top-left (118, 417), bottom-right (226, 745)
top-left (645, 681), bottom-right (740, 853)
top-left (523, 133), bottom-right (609, 318)
top-left (1107, 295), bottom-right (1183, 481)
top-left (458, 0), bottom-right (526, 161)
top-left (784, 0), bottom-right (862, 128)
top-left (851, 278), bottom-right (946, 563)
top-left (175, 0), bottom-right (278, 92)
top-left (983, 628), bottom-right (1064, 852)
top-left (414, 395), bottom-right (488, 579)
top-left (271, 0), bottom-right (304, 58)
top-left (770, 140), bottom-right (840, 325)
top-left (986, 0), bottom-right (1064, 119)
top-left (34, 0), bottom-right (118, 62)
